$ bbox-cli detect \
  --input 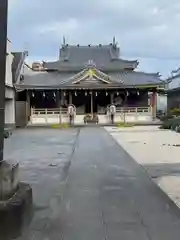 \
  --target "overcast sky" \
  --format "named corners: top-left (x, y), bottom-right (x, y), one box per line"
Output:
top-left (8, 0), bottom-right (180, 77)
